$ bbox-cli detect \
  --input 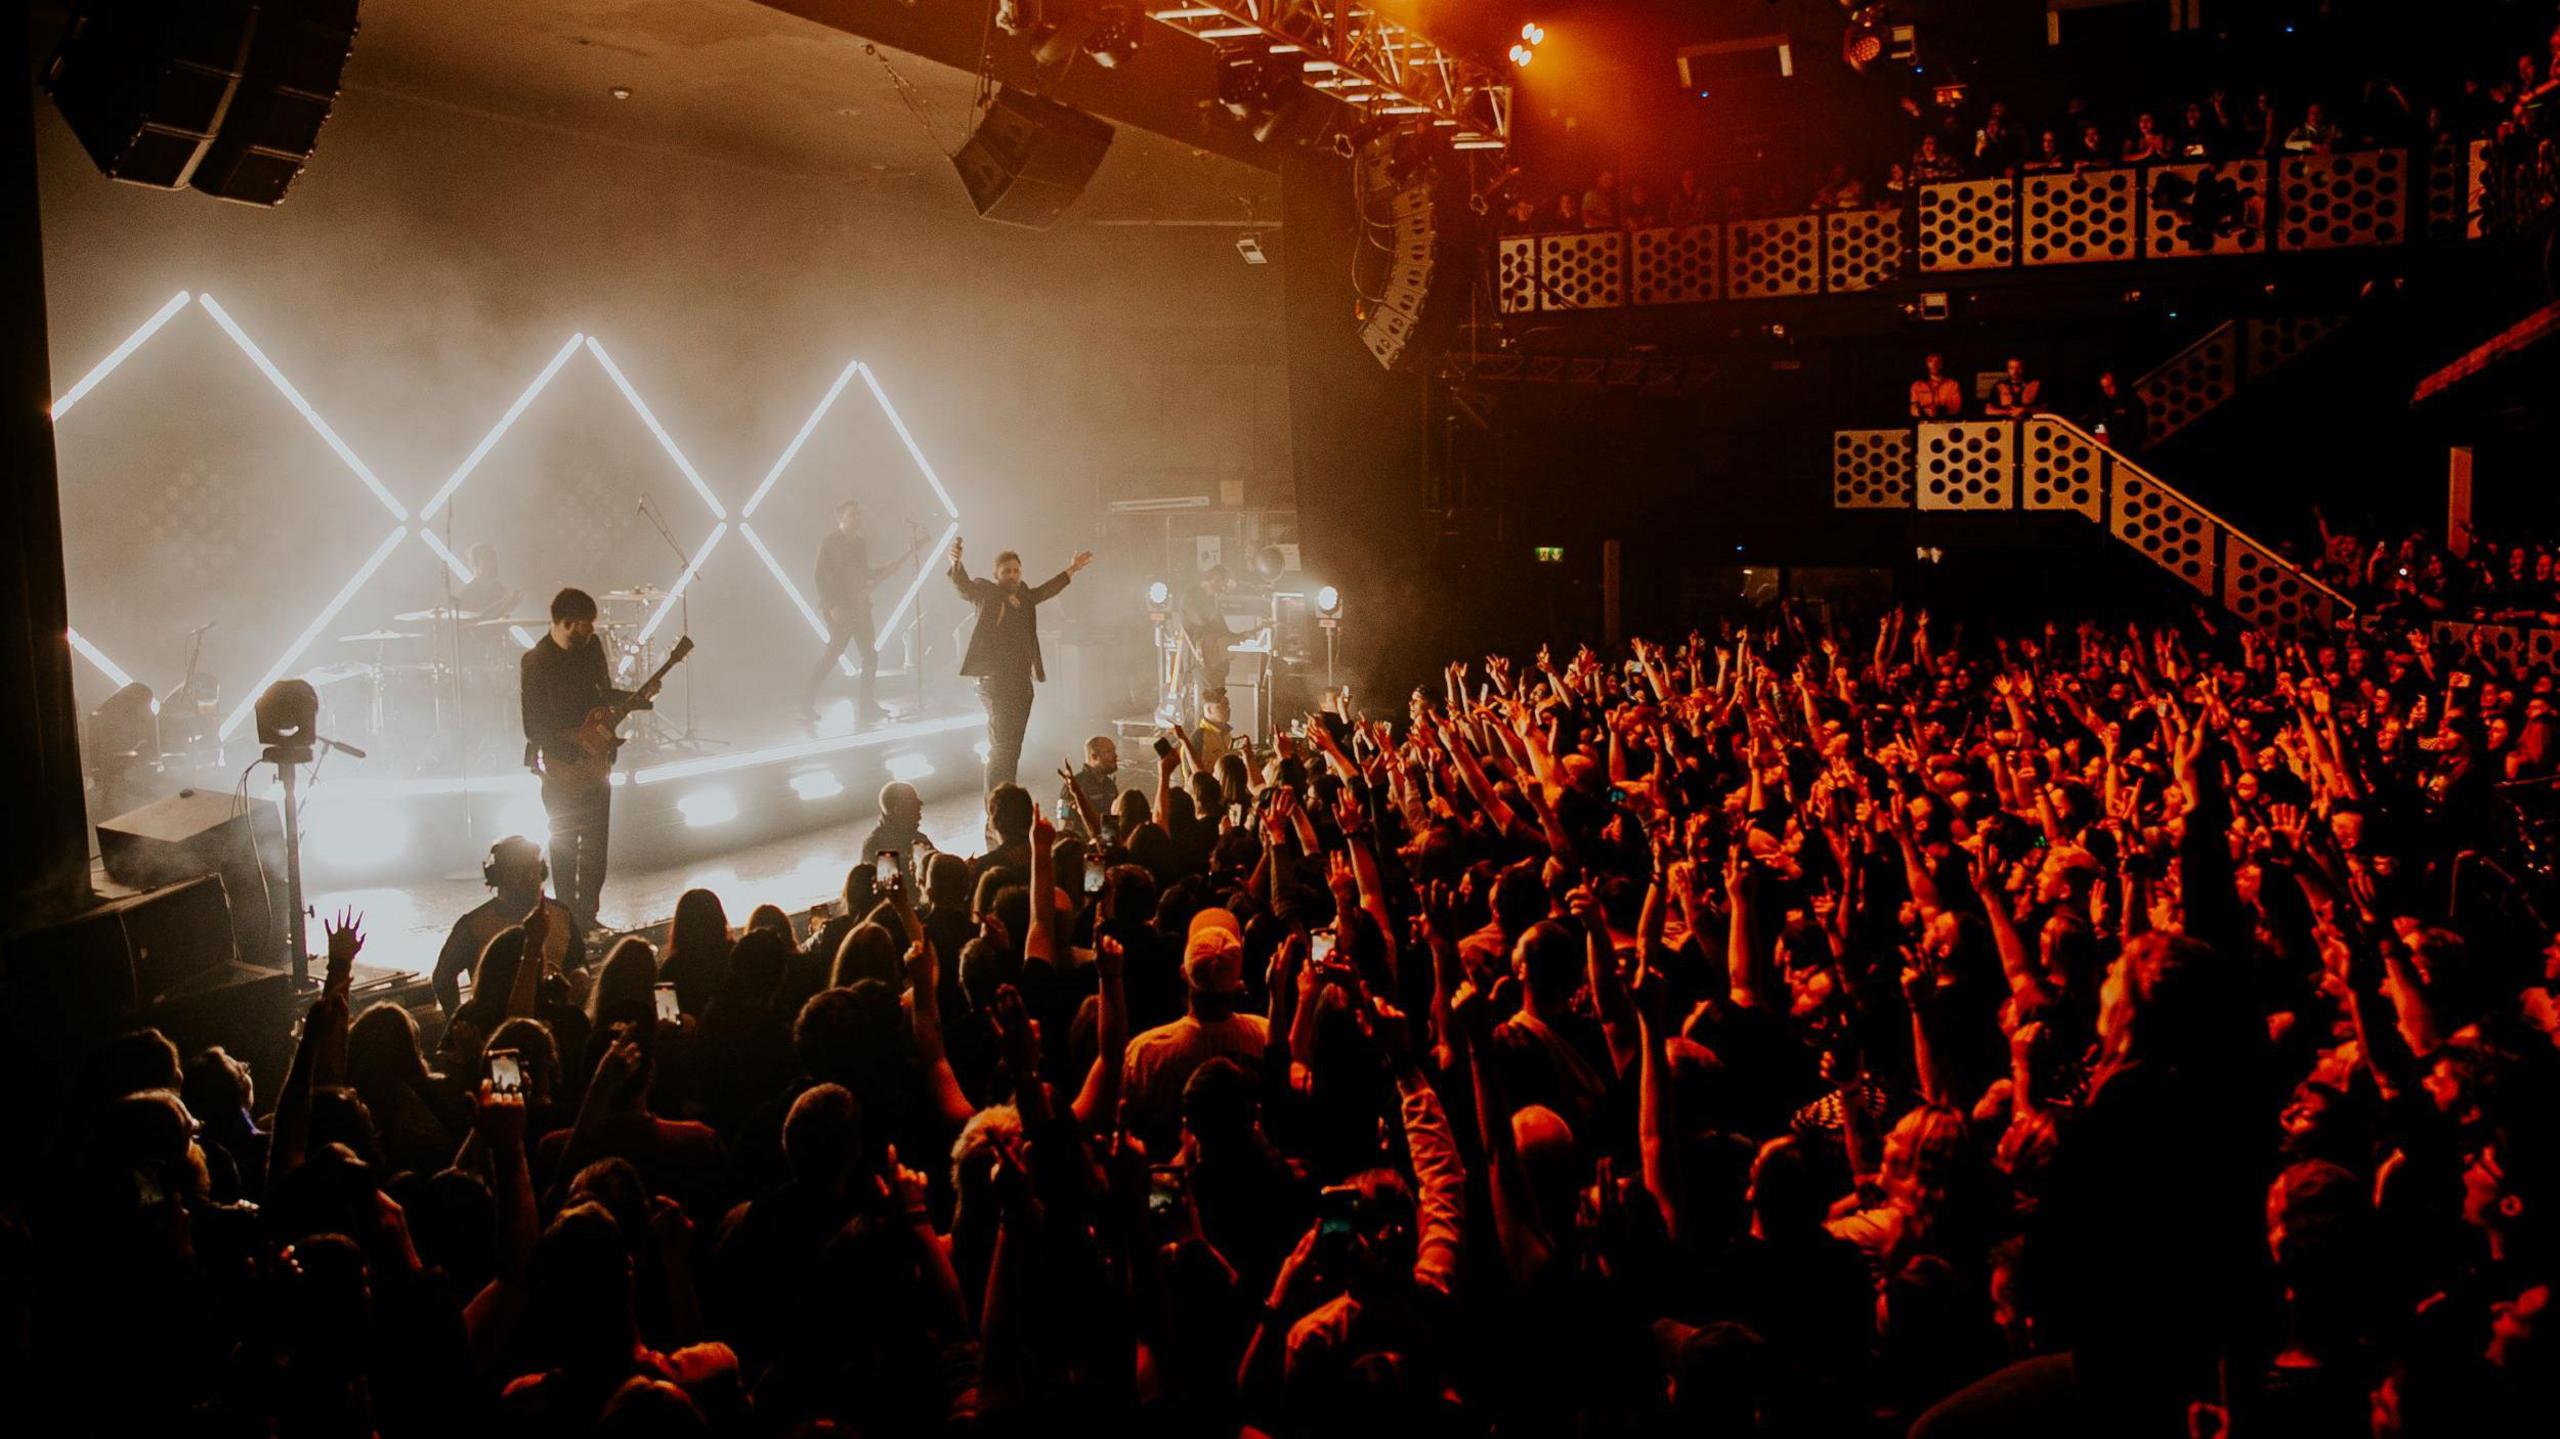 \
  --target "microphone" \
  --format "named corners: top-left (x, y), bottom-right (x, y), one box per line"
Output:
top-left (318, 736), bottom-right (368, 760)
